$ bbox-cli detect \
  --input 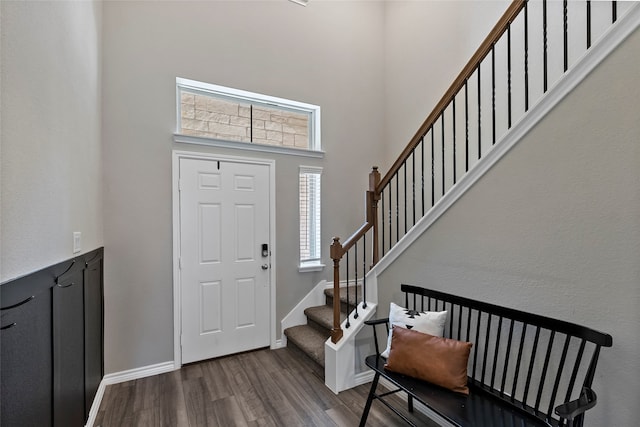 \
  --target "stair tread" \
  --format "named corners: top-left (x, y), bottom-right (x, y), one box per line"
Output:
top-left (284, 325), bottom-right (327, 368)
top-left (325, 285), bottom-right (363, 305)
top-left (304, 305), bottom-right (347, 330)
